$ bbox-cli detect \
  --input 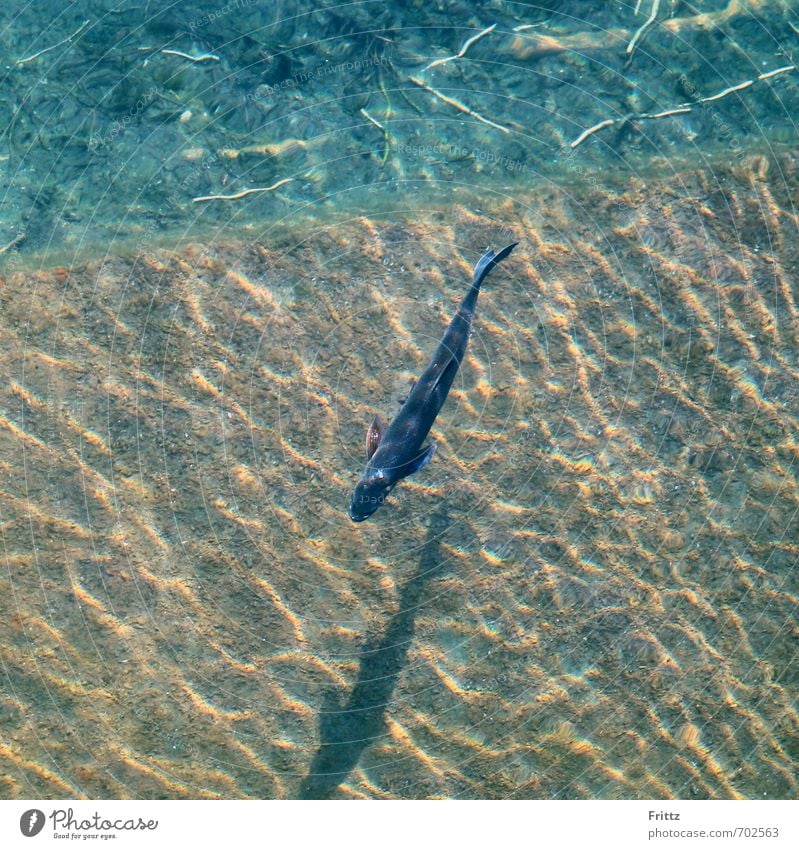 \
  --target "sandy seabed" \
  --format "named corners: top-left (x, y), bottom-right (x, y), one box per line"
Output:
top-left (0, 158), bottom-right (797, 799)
